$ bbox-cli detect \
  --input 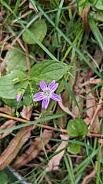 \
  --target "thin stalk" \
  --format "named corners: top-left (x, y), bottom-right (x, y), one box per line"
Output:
top-left (96, 142), bottom-right (101, 184)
